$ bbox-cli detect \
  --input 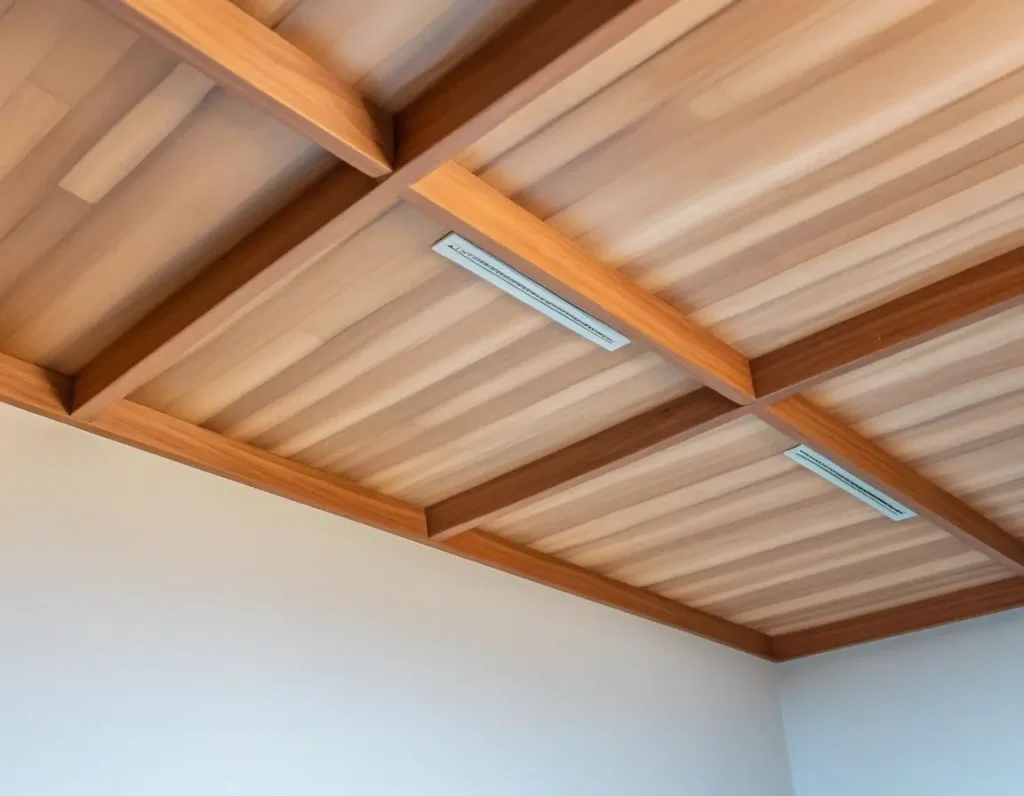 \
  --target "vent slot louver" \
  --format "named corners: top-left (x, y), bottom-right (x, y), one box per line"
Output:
top-left (432, 233), bottom-right (630, 351)
top-left (784, 445), bottom-right (916, 522)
